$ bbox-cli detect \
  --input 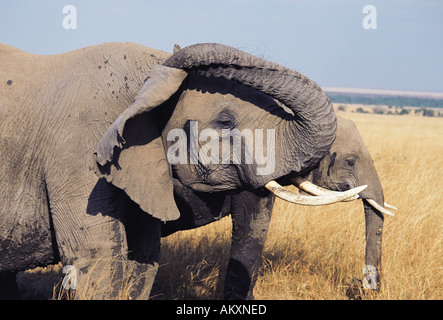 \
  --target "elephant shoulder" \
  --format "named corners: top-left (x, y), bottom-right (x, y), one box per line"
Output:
top-left (65, 42), bottom-right (172, 69)
top-left (101, 42), bottom-right (172, 61)
top-left (99, 42), bottom-right (172, 75)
